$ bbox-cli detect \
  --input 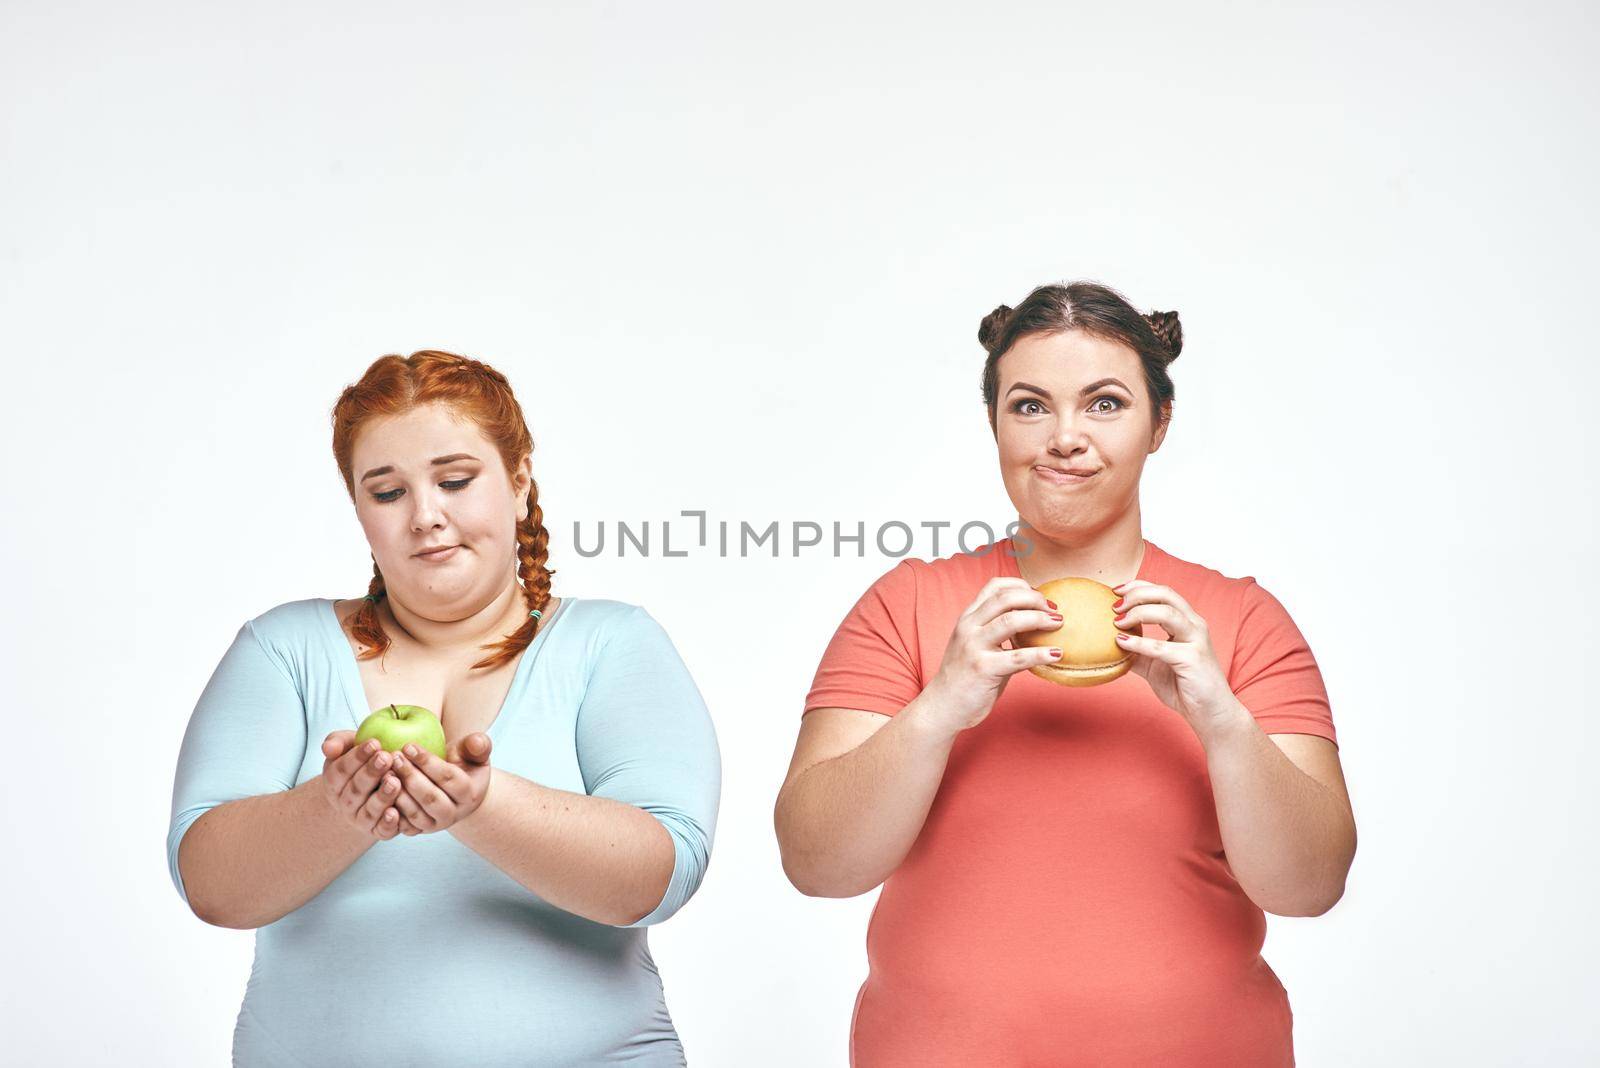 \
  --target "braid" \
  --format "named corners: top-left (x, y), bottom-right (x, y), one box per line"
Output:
top-left (466, 475), bottom-right (556, 671)
top-left (334, 349), bottom-right (552, 674)
top-left (350, 558), bottom-right (392, 663)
